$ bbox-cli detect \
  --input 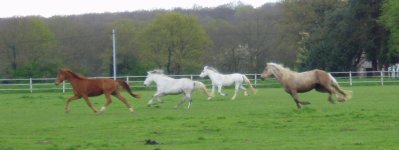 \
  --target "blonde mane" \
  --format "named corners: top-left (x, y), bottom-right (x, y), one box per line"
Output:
top-left (267, 63), bottom-right (295, 78)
